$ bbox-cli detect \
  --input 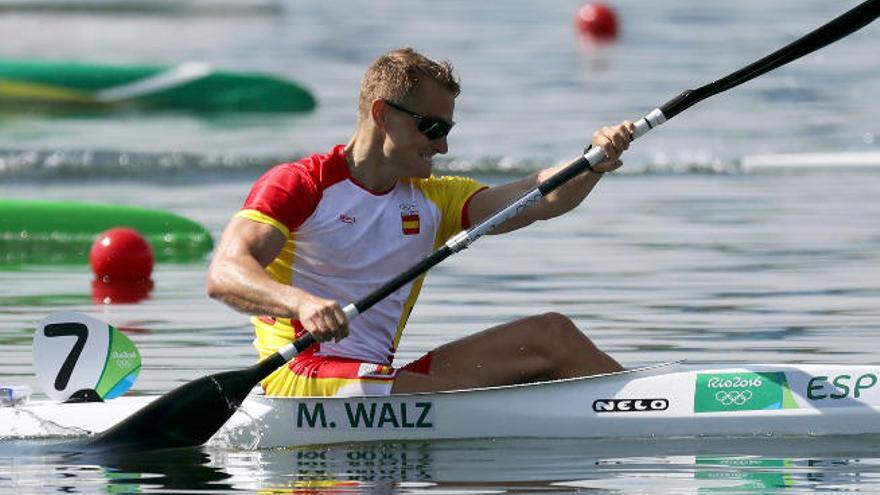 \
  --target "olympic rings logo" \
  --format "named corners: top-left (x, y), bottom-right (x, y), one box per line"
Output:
top-left (111, 351), bottom-right (137, 370)
top-left (715, 390), bottom-right (753, 406)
